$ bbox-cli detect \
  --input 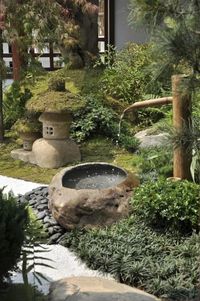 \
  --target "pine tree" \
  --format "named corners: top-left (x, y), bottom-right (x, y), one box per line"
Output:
top-left (129, 0), bottom-right (200, 78)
